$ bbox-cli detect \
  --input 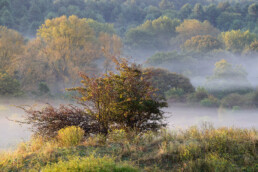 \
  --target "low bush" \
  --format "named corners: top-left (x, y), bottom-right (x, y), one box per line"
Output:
top-left (108, 129), bottom-right (127, 144)
top-left (165, 87), bottom-right (185, 101)
top-left (145, 68), bottom-right (194, 98)
top-left (200, 95), bottom-right (220, 107)
top-left (221, 93), bottom-right (254, 109)
top-left (18, 104), bottom-right (99, 138)
top-left (42, 155), bottom-right (139, 172)
top-left (0, 72), bottom-right (23, 97)
top-left (57, 126), bottom-right (84, 147)
top-left (187, 87), bottom-right (209, 102)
